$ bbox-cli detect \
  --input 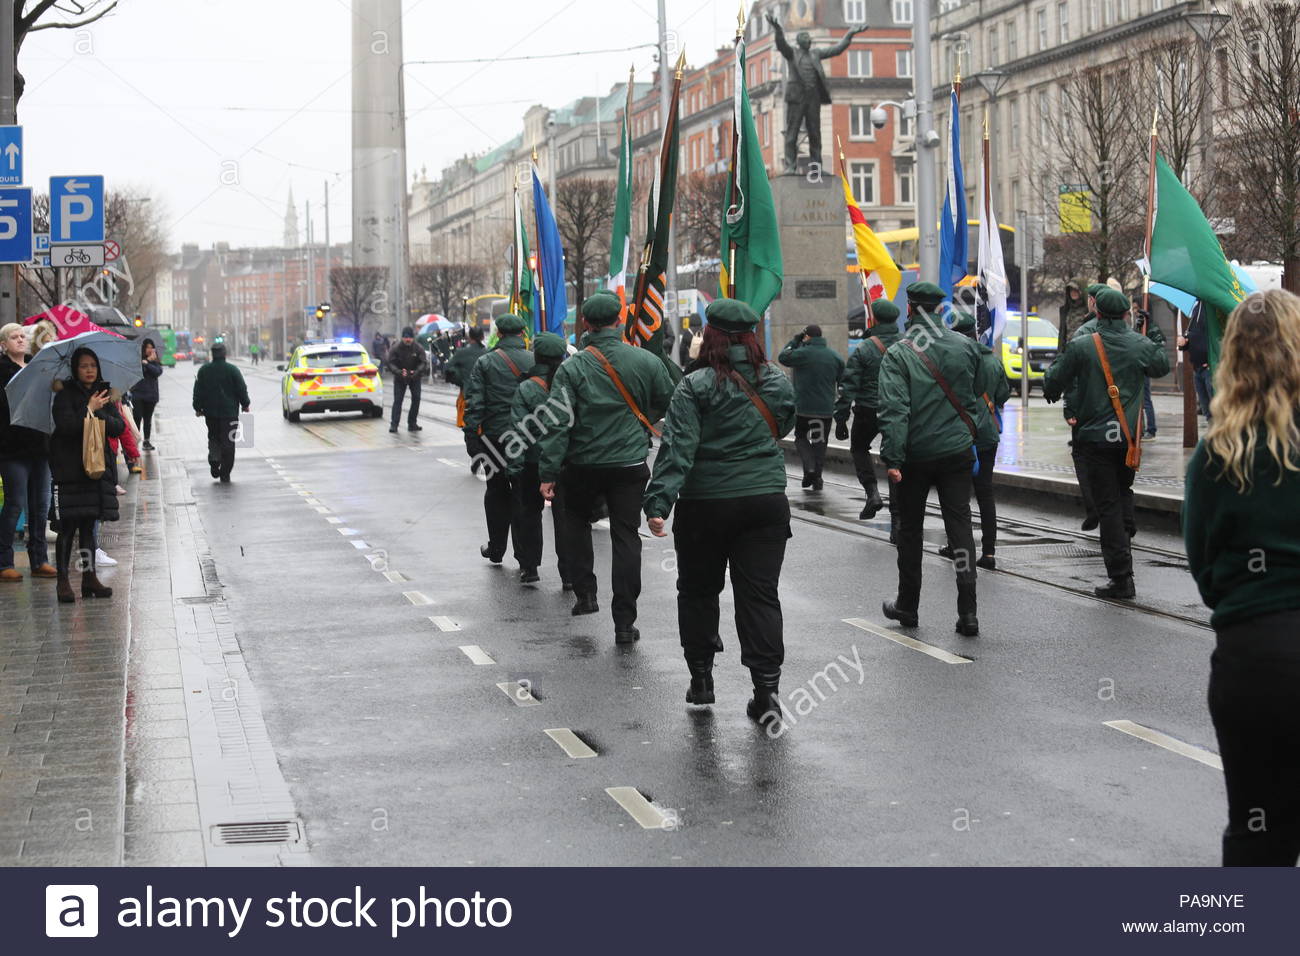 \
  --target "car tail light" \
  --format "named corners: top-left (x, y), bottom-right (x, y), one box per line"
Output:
top-left (357, 366), bottom-right (378, 377)
top-left (291, 370), bottom-right (315, 381)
